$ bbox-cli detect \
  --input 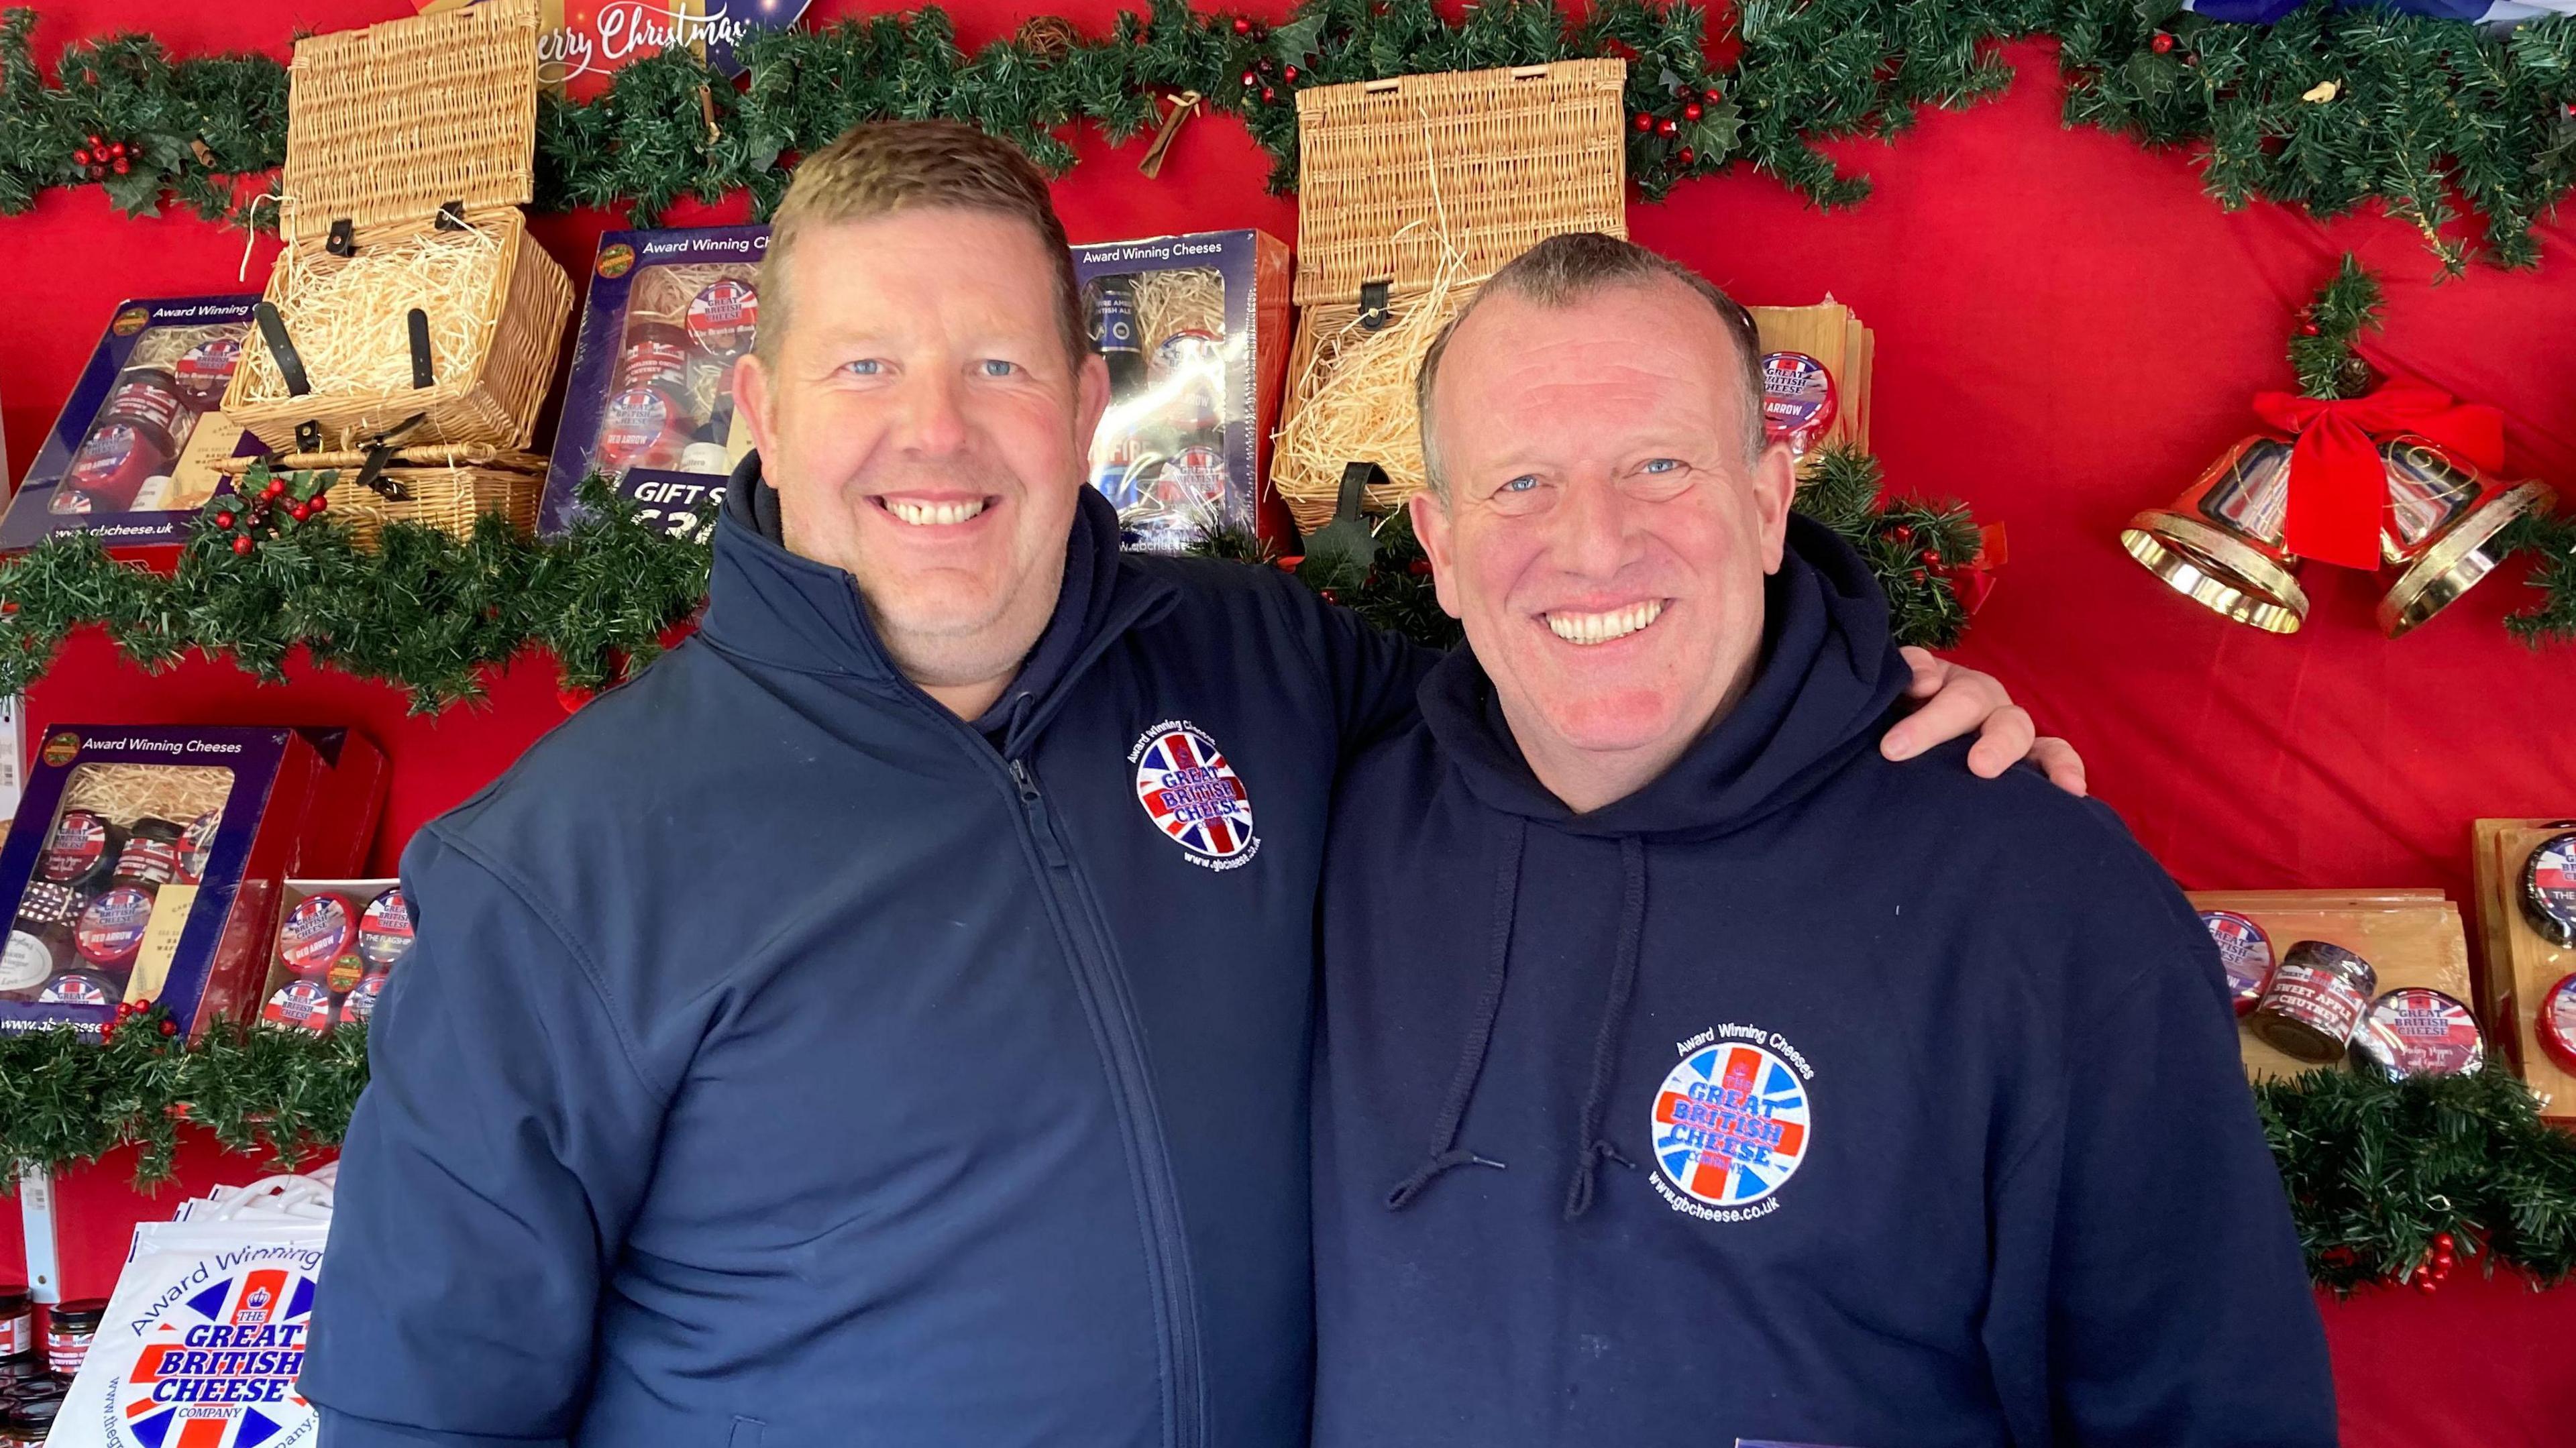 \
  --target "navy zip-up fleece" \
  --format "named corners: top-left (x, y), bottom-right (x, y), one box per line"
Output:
top-left (1312, 517), bottom-right (2332, 1448)
top-left (305, 476), bottom-right (1423, 1447)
